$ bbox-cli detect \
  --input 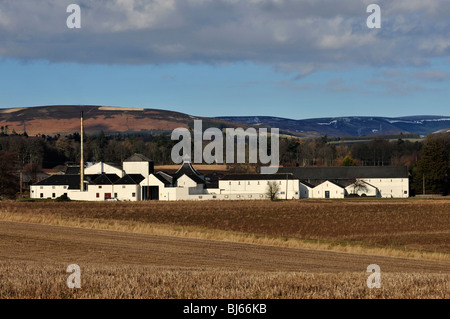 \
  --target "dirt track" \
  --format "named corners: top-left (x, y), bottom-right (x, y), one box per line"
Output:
top-left (1, 221), bottom-right (449, 274)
